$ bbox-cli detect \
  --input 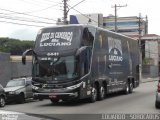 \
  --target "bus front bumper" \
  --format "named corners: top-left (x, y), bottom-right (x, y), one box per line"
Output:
top-left (33, 92), bottom-right (79, 100)
top-left (32, 81), bottom-right (83, 100)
